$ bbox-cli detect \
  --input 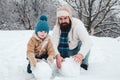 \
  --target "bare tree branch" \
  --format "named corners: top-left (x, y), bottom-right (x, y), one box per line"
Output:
top-left (65, 0), bottom-right (120, 37)
top-left (94, 27), bottom-right (120, 35)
